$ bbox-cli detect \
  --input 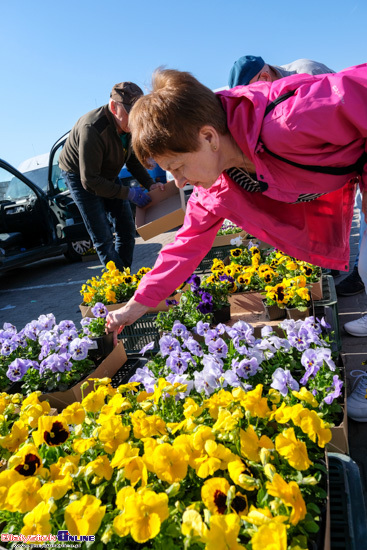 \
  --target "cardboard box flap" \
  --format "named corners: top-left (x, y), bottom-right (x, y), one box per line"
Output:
top-left (136, 180), bottom-right (186, 241)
